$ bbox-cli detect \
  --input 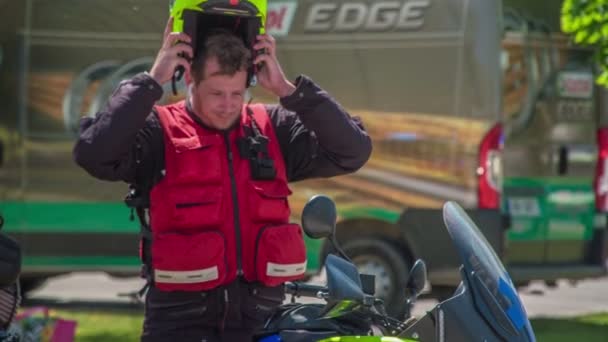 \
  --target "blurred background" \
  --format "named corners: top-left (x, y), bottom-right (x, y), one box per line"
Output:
top-left (1, 0), bottom-right (607, 340)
